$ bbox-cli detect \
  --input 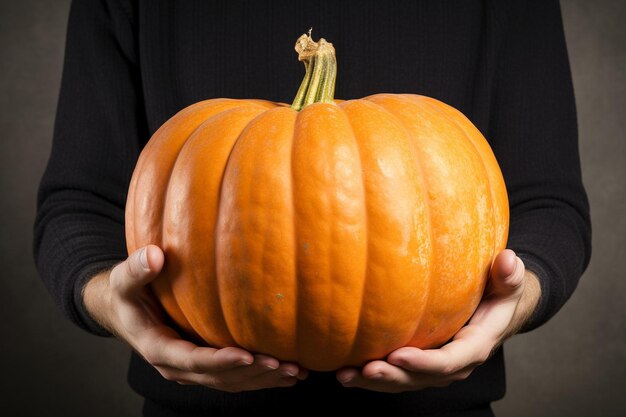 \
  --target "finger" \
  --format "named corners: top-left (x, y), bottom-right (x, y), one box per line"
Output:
top-left (202, 366), bottom-right (299, 392)
top-left (156, 353), bottom-right (301, 389)
top-left (387, 329), bottom-right (489, 376)
top-left (275, 362), bottom-right (300, 378)
top-left (491, 249), bottom-right (517, 279)
top-left (296, 367), bottom-right (309, 380)
top-left (153, 364), bottom-right (192, 383)
top-left (251, 354), bottom-right (280, 370)
top-left (488, 250), bottom-right (525, 297)
top-left (215, 363), bottom-right (303, 392)
top-left (247, 356), bottom-right (300, 377)
top-left (111, 245), bottom-right (164, 296)
top-left (339, 361), bottom-right (414, 392)
top-left (140, 327), bottom-right (252, 373)
top-left (249, 369), bottom-right (299, 389)
top-left (362, 360), bottom-right (409, 382)
top-left (339, 360), bottom-right (473, 393)
top-left (210, 346), bottom-right (256, 369)
top-left (336, 367), bottom-right (360, 384)
top-left (469, 255), bottom-right (526, 331)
